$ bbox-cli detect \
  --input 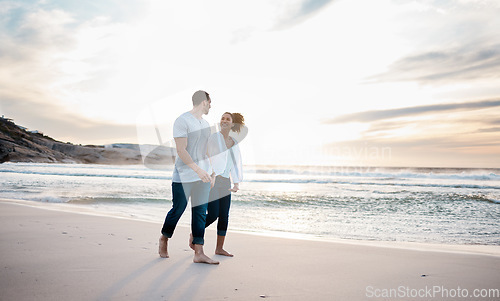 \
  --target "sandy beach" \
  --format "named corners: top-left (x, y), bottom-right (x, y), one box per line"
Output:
top-left (1, 199), bottom-right (499, 301)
